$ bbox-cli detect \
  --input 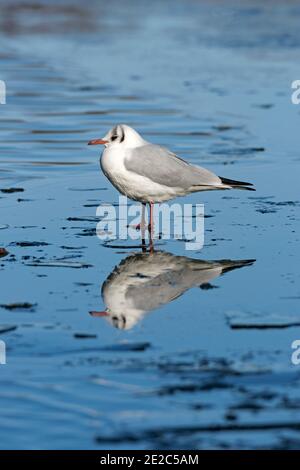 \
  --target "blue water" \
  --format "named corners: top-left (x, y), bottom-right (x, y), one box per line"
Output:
top-left (0, 0), bottom-right (300, 449)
